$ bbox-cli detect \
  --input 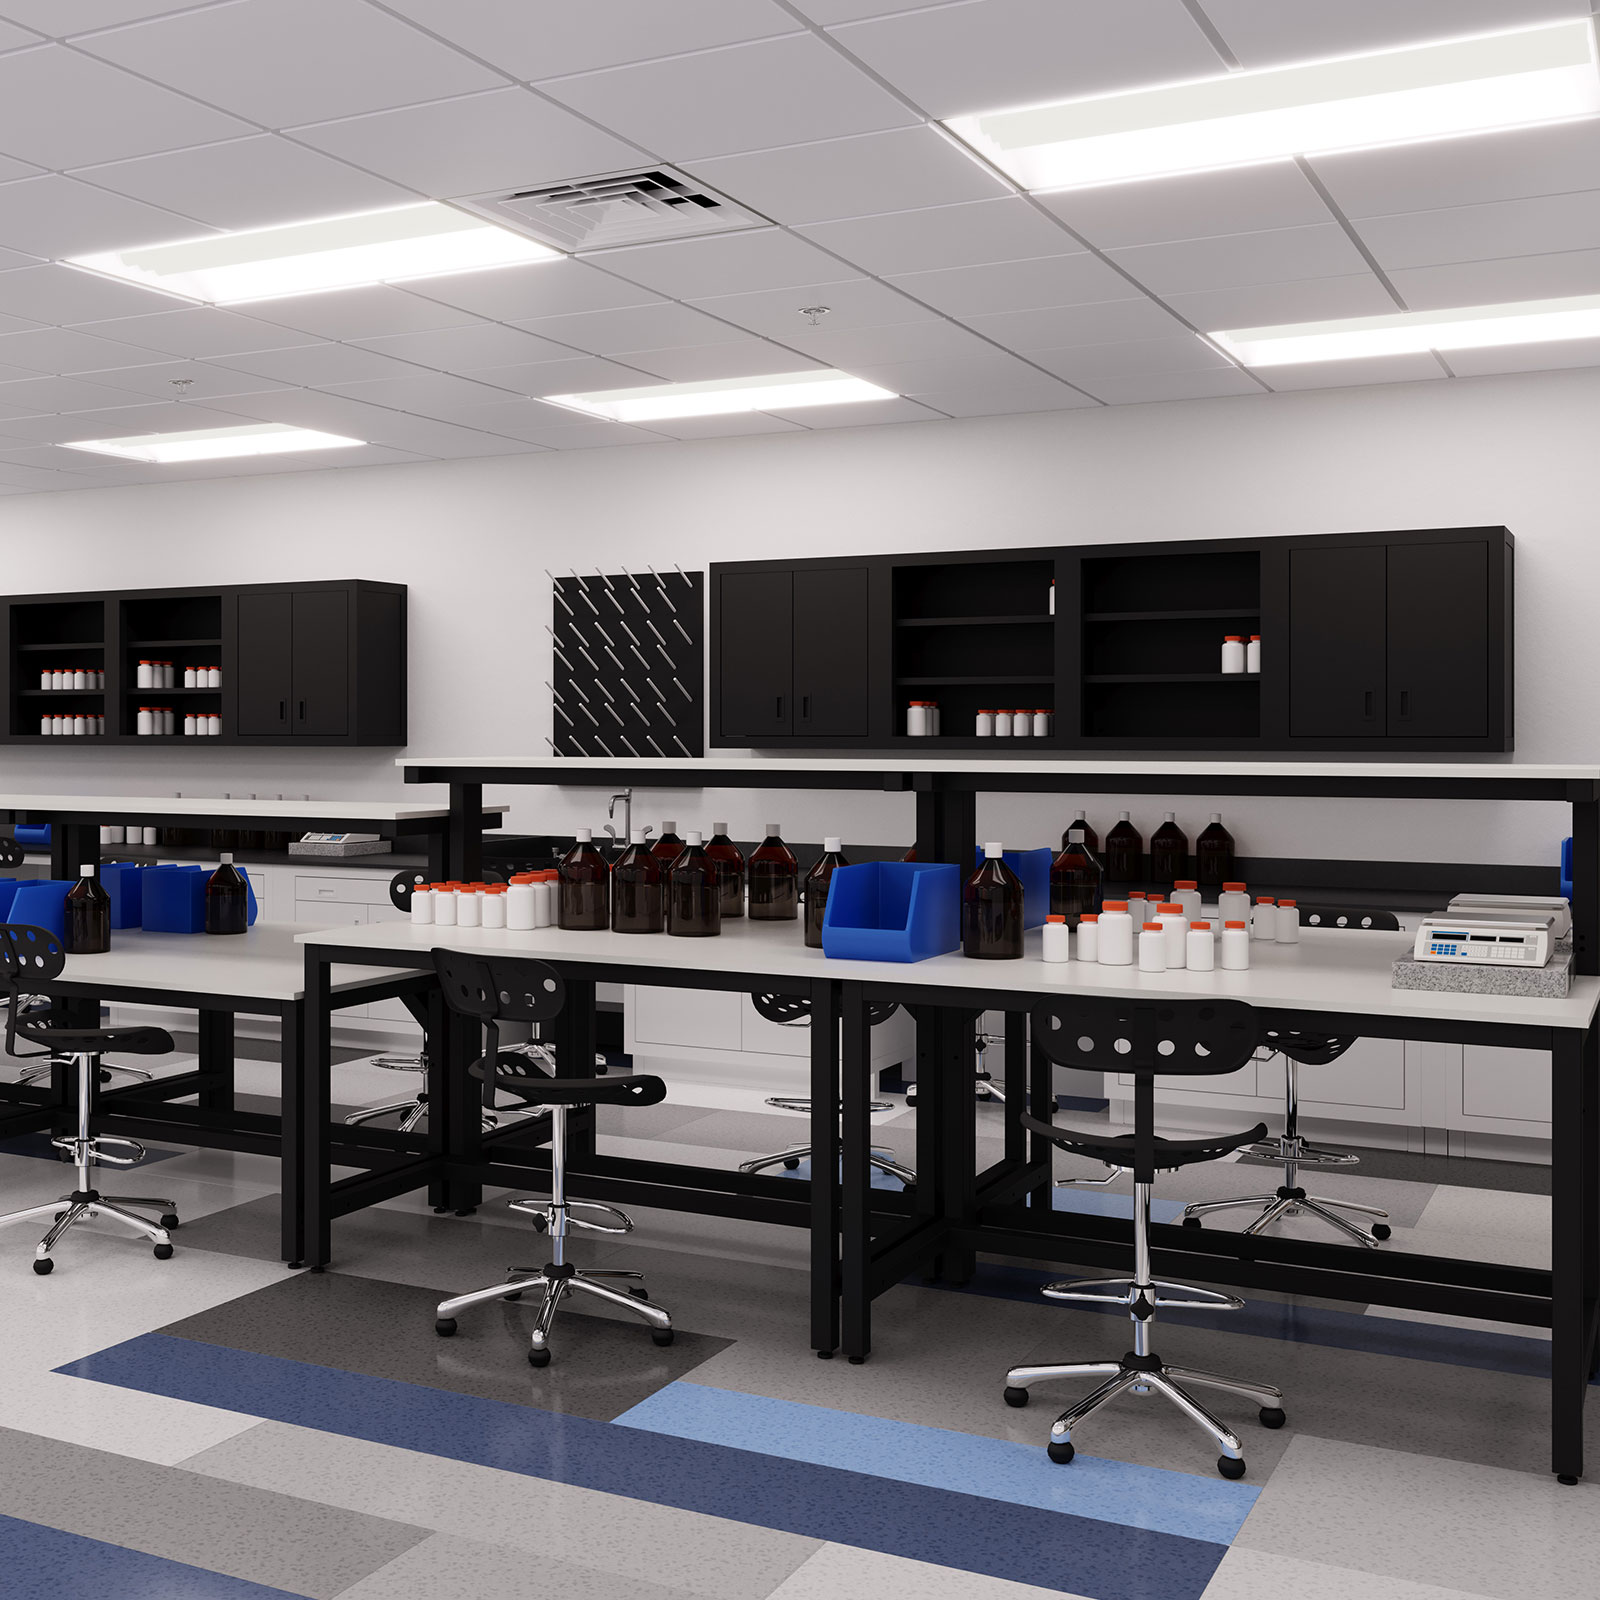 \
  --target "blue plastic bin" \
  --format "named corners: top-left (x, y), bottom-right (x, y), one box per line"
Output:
top-left (100, 862), bottom-right (148, 929)
top-left (141, 864), bottom-right (257, 933)
top-left (973, 846), bottom-right (1052, 928)
top-left (12, 824), bottom-right (51, 848)
top-left (8, 880), bottom-right (73, 939)
top-left (1561, 837), bottom-right (1573, 904)
top-left (822, 862), bottom-right (960, 962)
top-left (0, 879), bottom-right (23, 921)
